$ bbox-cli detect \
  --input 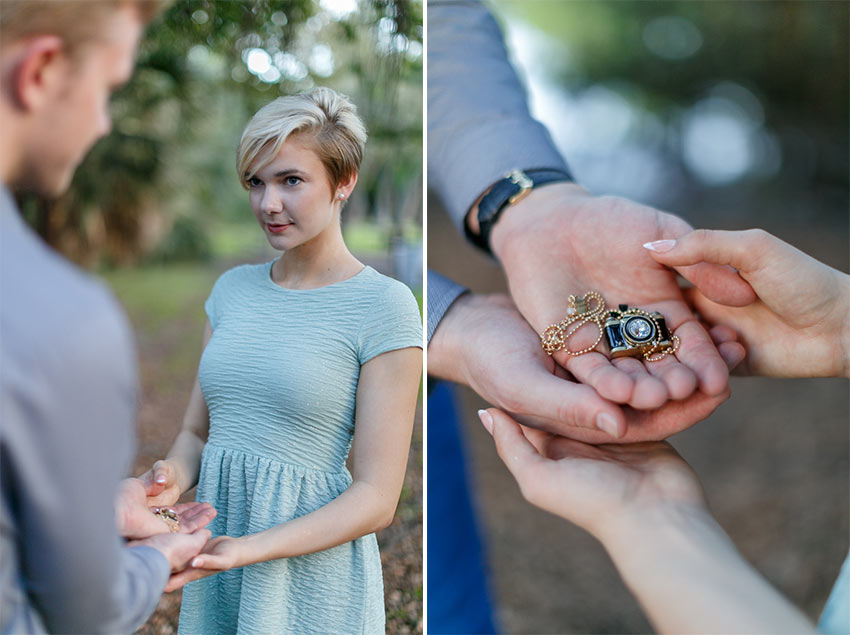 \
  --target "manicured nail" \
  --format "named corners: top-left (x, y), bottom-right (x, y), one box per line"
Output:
top-left (643, 239), bottom-right (676, 253)
top-left (478, 409), bottom-right (494, 435)
top-left (596, 413), bottom-right (621, 438)
top-left (192, 558), bottom-right (203, 568)
top-left (156, 475), bottom-right (166, 484)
